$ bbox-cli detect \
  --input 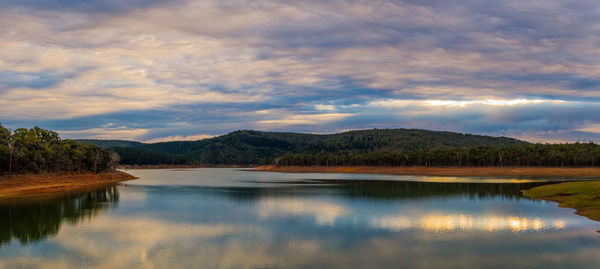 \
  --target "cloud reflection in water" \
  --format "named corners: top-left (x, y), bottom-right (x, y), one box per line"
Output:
top-left (372, 214), bottom-right (570, 233)
top-left (1, 169), bottom-right (600, 268)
